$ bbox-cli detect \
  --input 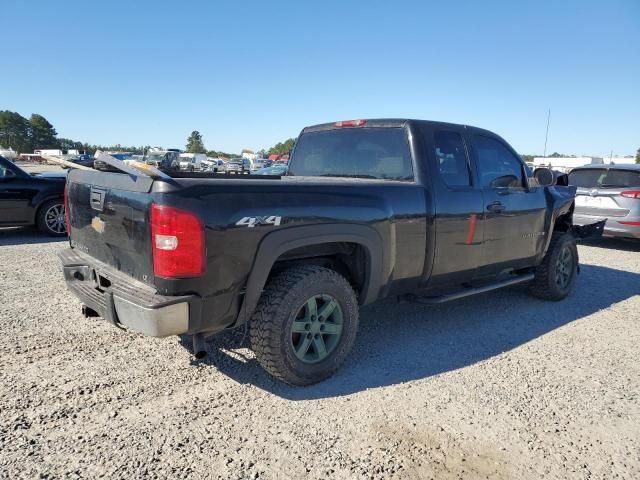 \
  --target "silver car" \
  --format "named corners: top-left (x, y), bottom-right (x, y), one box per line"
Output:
top-left (225, 160), bottom-right (243, 174)
top-left (569, 164), bottom-right (640, 239)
